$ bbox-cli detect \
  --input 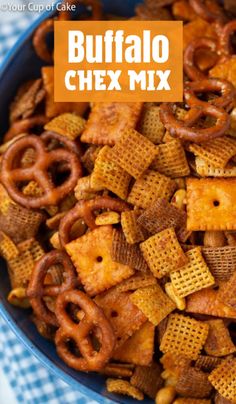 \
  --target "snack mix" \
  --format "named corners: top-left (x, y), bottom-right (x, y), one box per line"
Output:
top-left (1, 0), bottom-right (236, 402)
